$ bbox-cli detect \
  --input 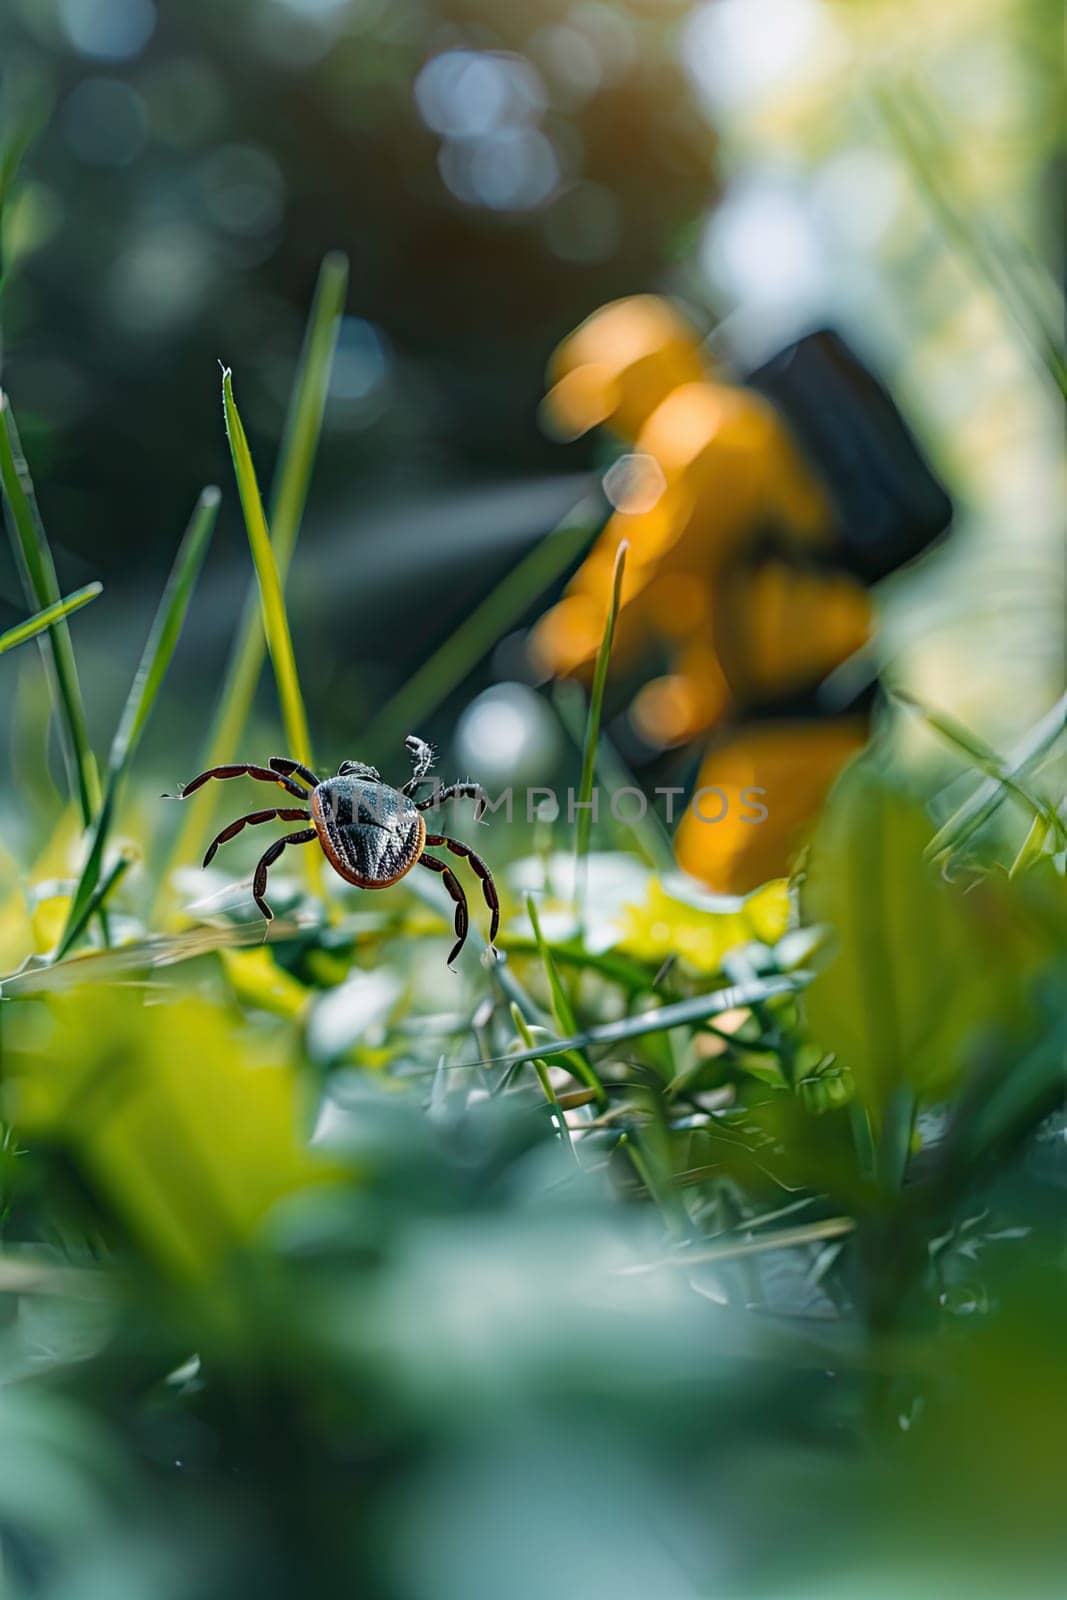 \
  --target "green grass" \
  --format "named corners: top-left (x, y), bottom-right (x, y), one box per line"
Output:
top-left (222, 369), bottom-right (314, 772)
top-left (0, 581), bottom-right (101, 656)
top-left (0, 153), bottom-right (1064, 1600)
top-left (361, 492), bottom-right (604, 755)
top-left (59, 488), bottom-right (219, 949)
top-left (163, 257), bottom-right (346, 906)
top-left (892, 688), bottom-right (1067, 851)
top-left (0, 391), bottom-right (100, 824)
